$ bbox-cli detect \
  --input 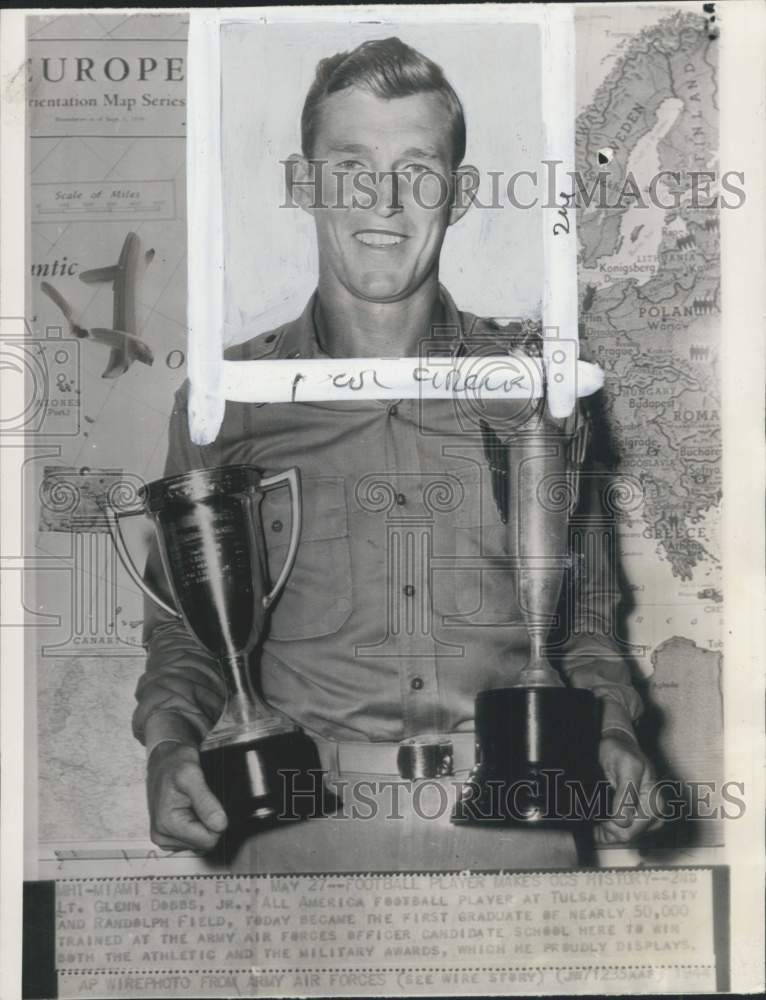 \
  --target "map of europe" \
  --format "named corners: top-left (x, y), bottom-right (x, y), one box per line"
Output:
top-left (576, 10), bottom-right (720, 583)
